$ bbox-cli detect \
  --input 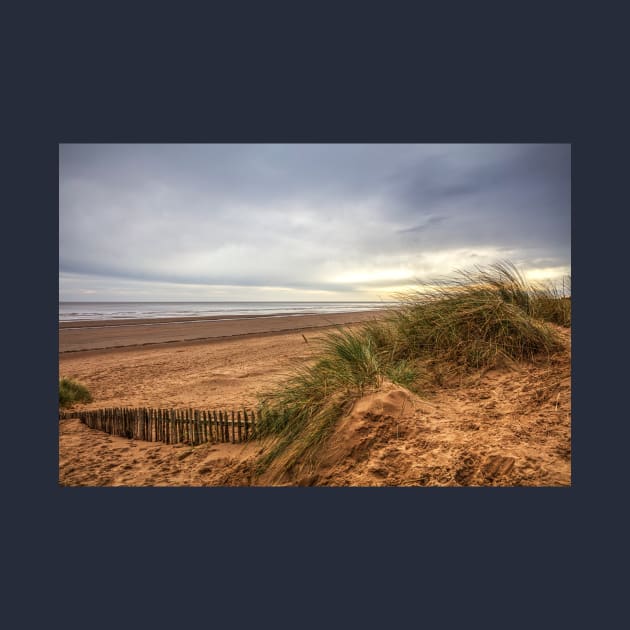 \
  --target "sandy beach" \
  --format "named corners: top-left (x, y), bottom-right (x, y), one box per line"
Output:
top-left (59, 310), bottom-right (386, 353)
top-left (59, 312), bottom-right (360, 409)
top-left (59, 310), bottom-right (571, 487)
